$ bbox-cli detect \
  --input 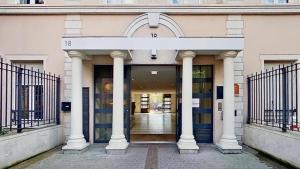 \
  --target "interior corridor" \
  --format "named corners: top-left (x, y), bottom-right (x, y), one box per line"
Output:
top-left (130, 66), bottom-right (177, 142)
